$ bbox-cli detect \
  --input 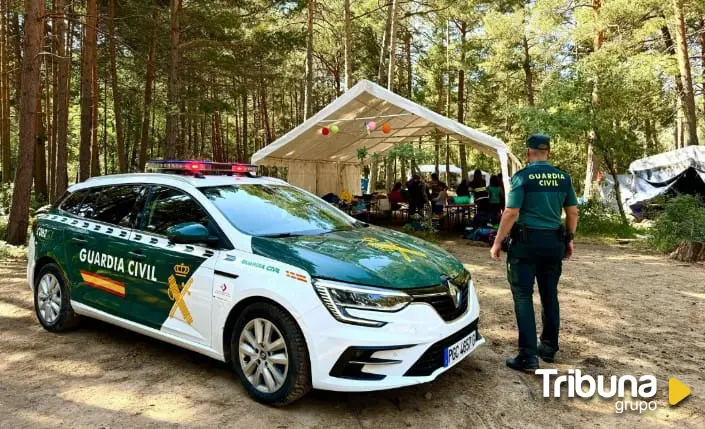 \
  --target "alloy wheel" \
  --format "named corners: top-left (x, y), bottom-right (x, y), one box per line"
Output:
top-left (238, 318), bottom-right (289, 393)
top-left (37, 273), bottom-right (62, 325)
